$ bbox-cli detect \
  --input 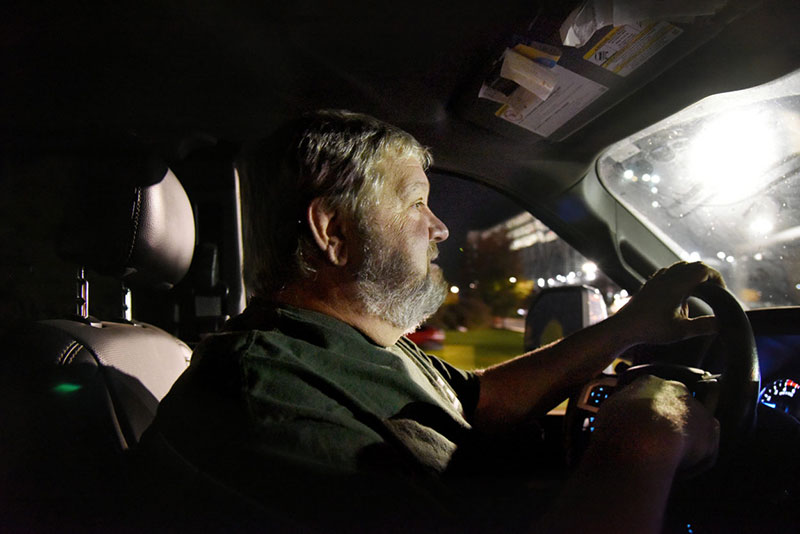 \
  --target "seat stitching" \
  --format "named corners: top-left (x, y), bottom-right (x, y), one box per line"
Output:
top-left (58, 340), bottom-right (83, 365)
top-left (124, 187), bottom-right (143, 264)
